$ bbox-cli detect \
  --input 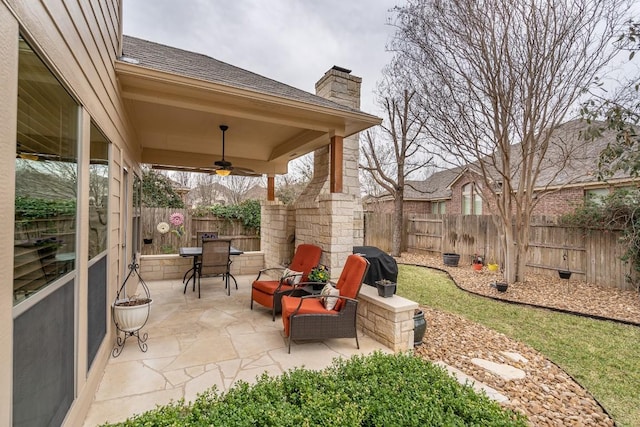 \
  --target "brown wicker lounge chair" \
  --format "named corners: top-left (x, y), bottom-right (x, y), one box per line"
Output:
top-left (251, 243), bottom-right (322, 320)
top-left (281, 254), bottom-right (369, 353)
